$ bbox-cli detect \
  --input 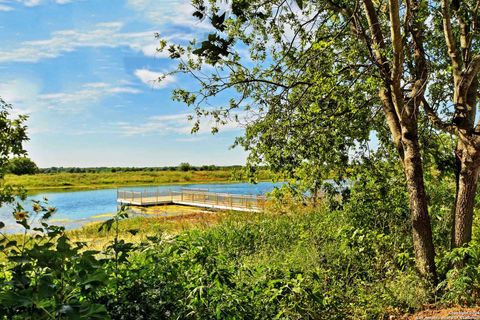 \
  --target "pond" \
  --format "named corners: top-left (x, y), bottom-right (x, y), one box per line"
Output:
top-left (0, 182), bottom-right (283, 233)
